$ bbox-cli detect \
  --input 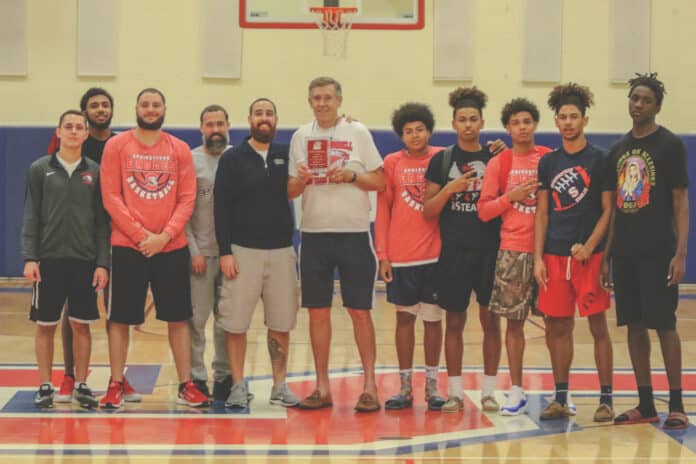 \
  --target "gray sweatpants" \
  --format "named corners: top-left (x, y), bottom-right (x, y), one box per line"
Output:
top-left (189, 256), bottom-right (230, 382)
